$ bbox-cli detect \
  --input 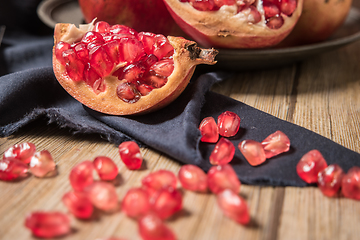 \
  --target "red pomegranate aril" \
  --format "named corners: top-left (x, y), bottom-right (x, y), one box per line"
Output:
top-left (142, 170), bottom-right (177, 191)
top-left (84, 64), bottom-right (104, 92)
top-left (207, 164), bottom-right (240, 194)
top-left (239, 140), bottom-right (266, 166)
top-left (118, 141), bottom-right (143, 170)
top-left (151, 187), bottom-right (182, 220)
top-left (149, 59), bottom-right (174, 78)
top-left (110, 24), bottom-right (138, 35)
top-left (93, 156), bottom-right (118, 181)
top-left (209, 138), bottom-right (235, 165)
top-left (178, 164), bottom-right (208, 192)
top-left (55, 41), bottom-right (71, 66)
top-left (317, 164), bottom-right (344, 197)
top-left (281, 0), bottom-right (297, 16)
top-left (137, 83), bottom-right (154, 96)
top-left (152, 35), bottom-right (175, 60)
top-left (69, 160), bottom-right (95, 192)
top-left (0, 158), bottom-right (29, 181)
top-left (120, 63), bottom-right (146, 82)
top-left (63, 49), bottom-right (85, 81)
top-left (73, 42), bottom-right (89, 61)
top-left (296, 149), bottom-right (328, 184)
top-left (103, 40), bottom-right (121, 64)
top-left (138, 32), bottom-right (157, 56)
top-left (116, 82), bottom-right (141, 103)
top-left (199, 116), bottom-right (219, 143)
top-left (122, 188), bottom-right (150, 218)
top-left (263, 3), bottom-right (280, 19)
top-left (145, 74), bottom-right (168, 89)
top-left (82, 31), bottom-right (104, 45)
top-left (217, 111), bottom-right (241, 137)
top-left (89, 46), bottom-right (114, 77)
top-left (119, 38), bottom-right (145, 64)
top-left (214, 0), bottom-right (236, 8)
top-left (25, 211), bottom-right (71, 238)
top-left (138, 214), bottom-right (176, 240)
top-left (341, 166), bottom-right (360, 200)
top-left (142, 54), bottom-right (159, 68)
top-left (190, 0), bottom-right (216, 11)
top-left (261, 130), bottom-right (290, 158)
top-left (62, 191), bottom-right (93, 219)
top-left (217, 189), bottom-right (250, 225)
top-left (85, 181), bottom-right (119, 212)
top-left (266, 16), bottom-right (285, 29)
top-left (29, 150), bottom-right (56, 178)
top-left (3, 142), bottom-right (36, 164)
top-left (94, 21), bottom-right (110, 33)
